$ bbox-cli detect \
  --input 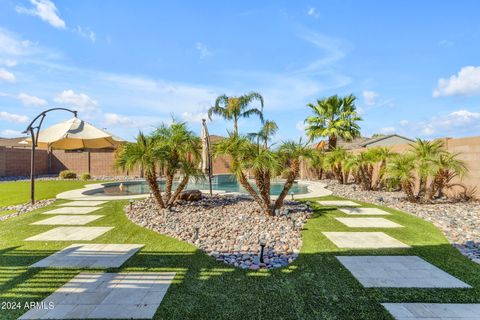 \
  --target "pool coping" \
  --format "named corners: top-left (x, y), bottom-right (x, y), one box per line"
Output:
top-left (56, 179), bottom-right (332, 201)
